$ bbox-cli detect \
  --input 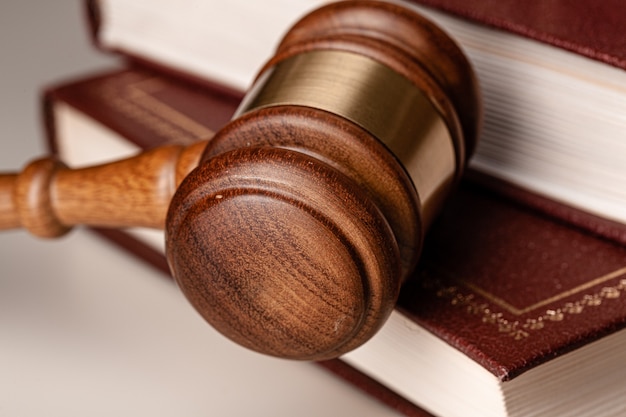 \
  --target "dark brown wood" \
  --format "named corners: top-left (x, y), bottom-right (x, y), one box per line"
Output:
top-left (168, 147), bottom-right (401, 359)
top-left (202, 107), bottom-right (421, 279)
top-left (0, 1), bottom-right (481, 360)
